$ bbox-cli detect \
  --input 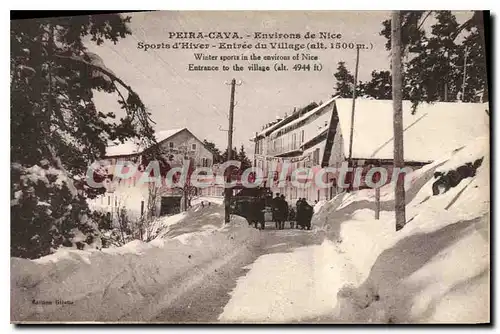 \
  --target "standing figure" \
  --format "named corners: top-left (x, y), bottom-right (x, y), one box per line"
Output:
top-left (272, 193), bottom-right (281, 229)
top-left (256, 196), bottom-right (266, 230)
top-left (302, 199), bottom-right (313, 230)
top-left (280, 194), bottom-right (288, 230)
top-left (296, 198), bottom-right (303, 229)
